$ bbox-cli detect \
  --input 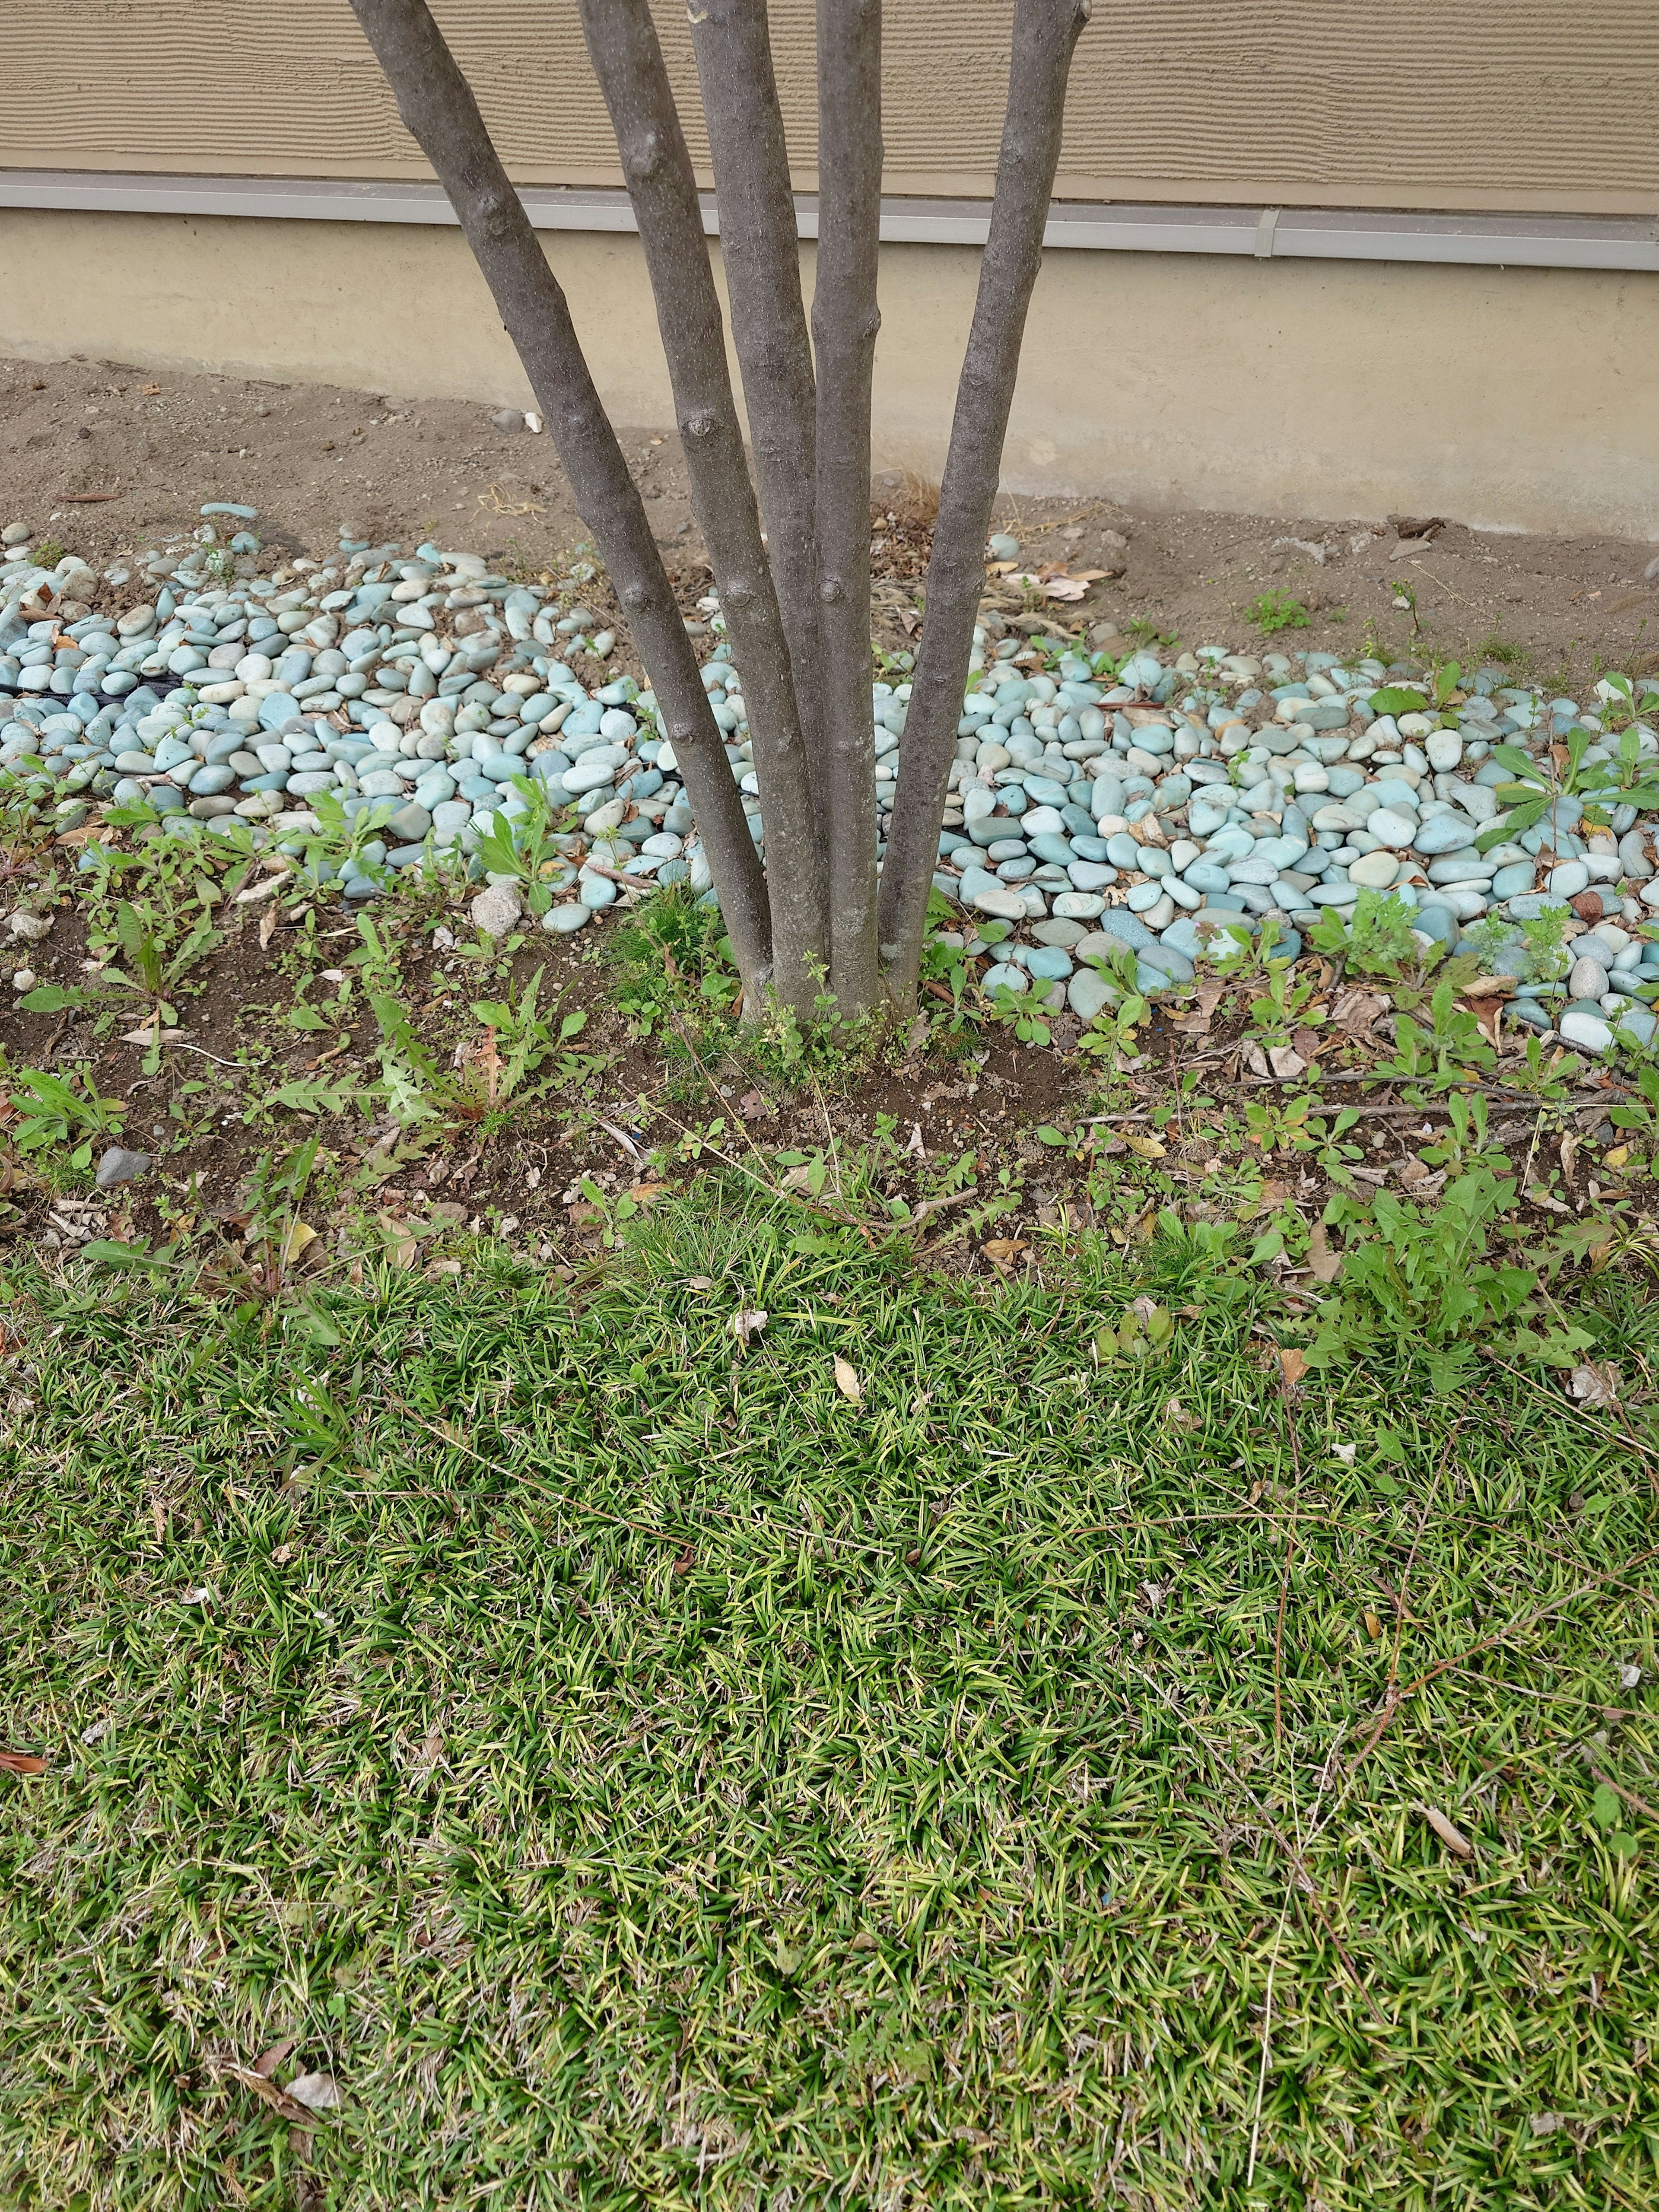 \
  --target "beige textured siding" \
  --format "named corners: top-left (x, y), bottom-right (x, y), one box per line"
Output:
top-left (2, 0), bottom-right (1655, 213)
